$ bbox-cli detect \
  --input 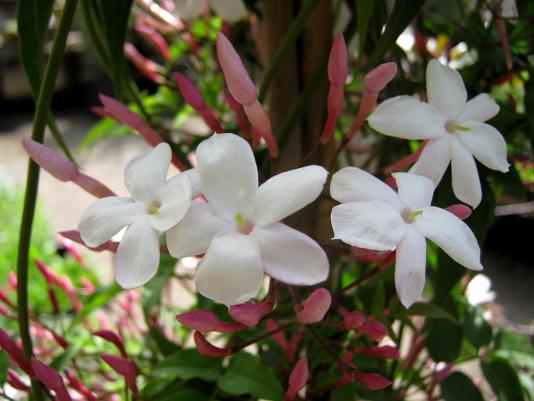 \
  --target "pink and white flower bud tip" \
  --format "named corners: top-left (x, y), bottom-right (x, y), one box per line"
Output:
top-left (364, 62), bottom-right (398, 93)
top-left (296, 288), bottom-right (332, 324)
